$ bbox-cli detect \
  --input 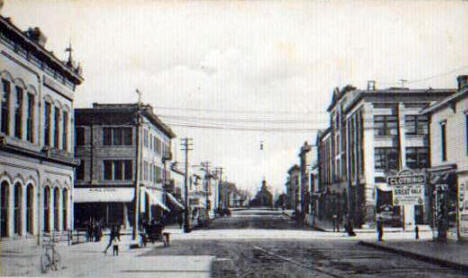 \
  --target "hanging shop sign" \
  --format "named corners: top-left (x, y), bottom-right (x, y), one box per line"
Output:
top-left (460, 183), bottom-right (468, 237)
top-left (387, 172), bottom-right (425, 206)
